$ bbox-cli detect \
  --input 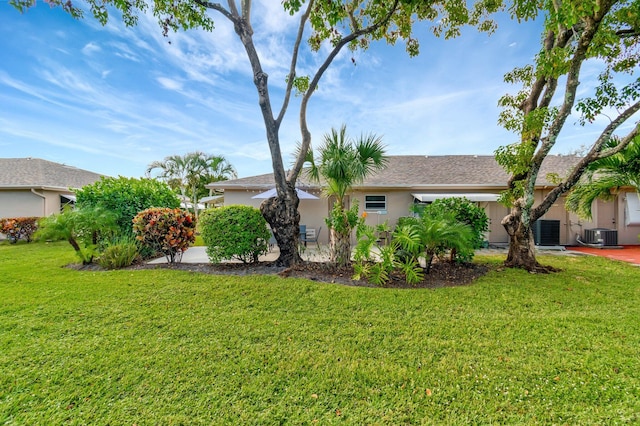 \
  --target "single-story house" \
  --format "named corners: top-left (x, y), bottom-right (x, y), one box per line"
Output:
top-left (207, 155), bottom-right (640, 246)
top-left (0, 158), bottom-right (104, 219)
